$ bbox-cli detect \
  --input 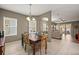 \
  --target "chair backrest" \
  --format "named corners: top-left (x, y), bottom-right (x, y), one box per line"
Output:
top-left (23, 32), bottom-right (29, 44)
top-left (40, 34), bottom-right (48, 41)
top-left (39, 34), bottom-right (48, 48)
